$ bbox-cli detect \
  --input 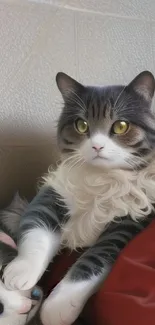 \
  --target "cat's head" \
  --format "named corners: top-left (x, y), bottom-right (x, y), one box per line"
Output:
top-left (56, 71), bottom-right (155, 170)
